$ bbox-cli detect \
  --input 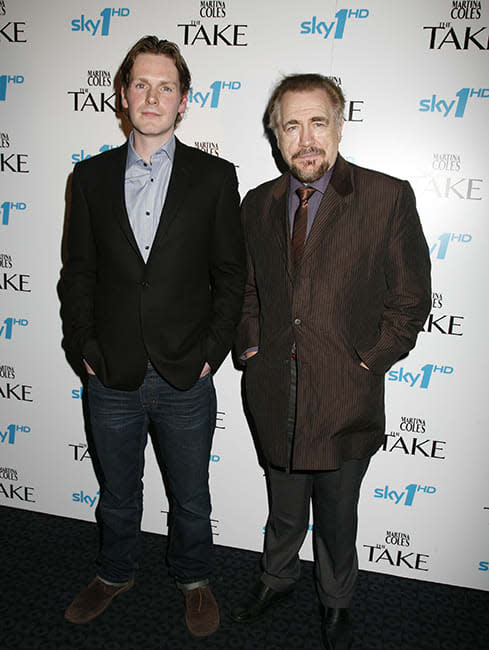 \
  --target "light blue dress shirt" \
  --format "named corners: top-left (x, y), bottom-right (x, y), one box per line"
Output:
top-left (124, 132), bottom-right (175, 263)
